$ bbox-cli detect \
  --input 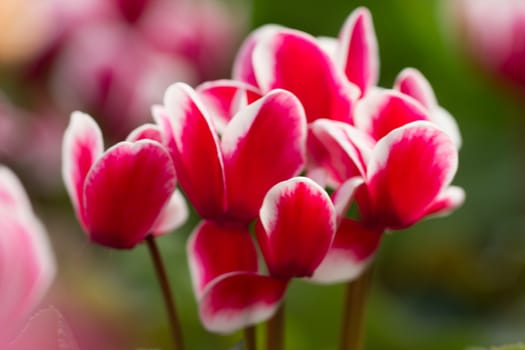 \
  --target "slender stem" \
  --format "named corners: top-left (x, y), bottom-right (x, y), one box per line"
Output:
top-left (266, 302), bottom-right (285, 350)
top-left (146, 235), bottom-right (184, 350)
top-left (339, 265), bottom-right (374, 350)
top-left (244, 326), bottom-right (257, 350)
